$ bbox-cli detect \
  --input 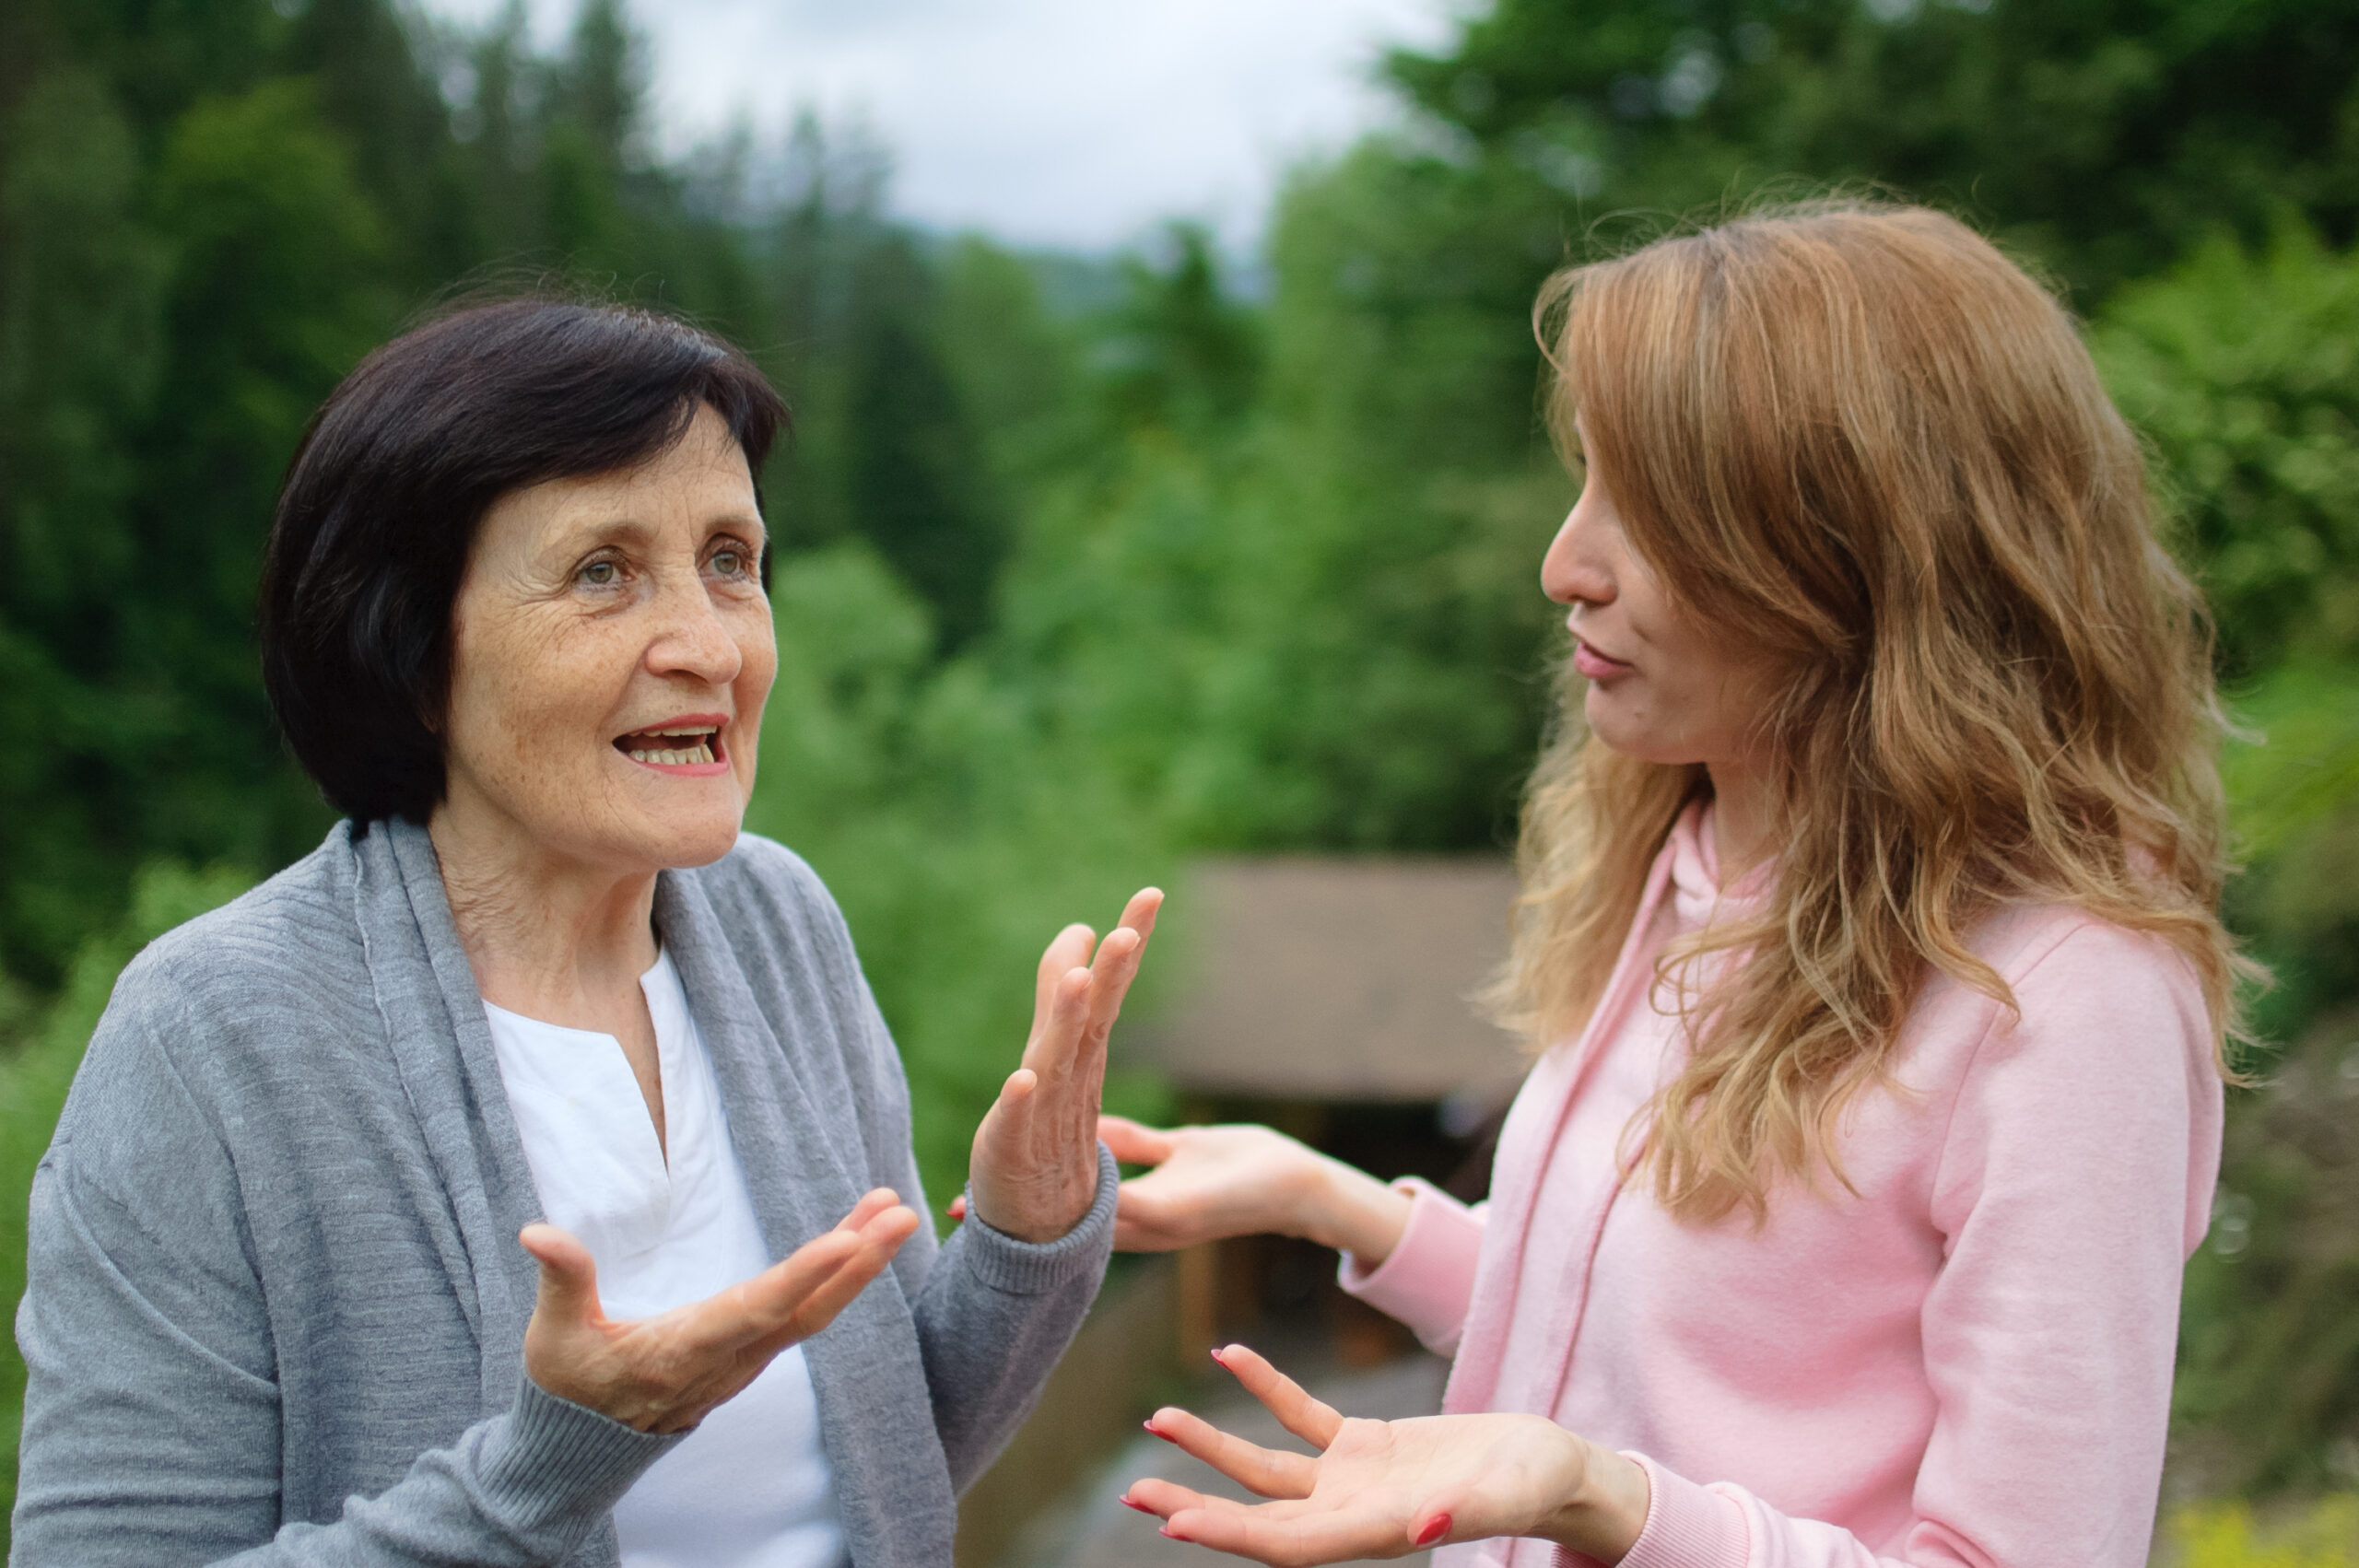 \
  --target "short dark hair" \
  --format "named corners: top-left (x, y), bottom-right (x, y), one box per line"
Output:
top-left (259, 298), bottom-right (789, 825)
